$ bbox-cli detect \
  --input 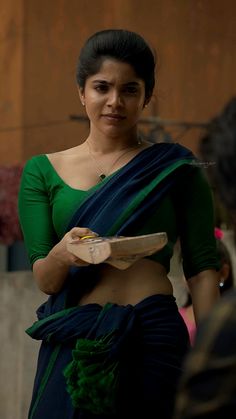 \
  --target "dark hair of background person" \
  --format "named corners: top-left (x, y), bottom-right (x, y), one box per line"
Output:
top-left (76, 29), bottom-right (156, 101)
top-left (199, 97), bottom-right (236, 216)
top-left (174, 98), bottom-right (236, 419)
